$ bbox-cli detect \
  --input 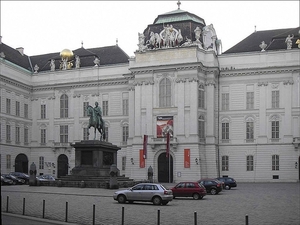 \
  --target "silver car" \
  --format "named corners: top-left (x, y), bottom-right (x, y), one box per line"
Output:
top-left (113, 183), bottom-right (173, 205)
